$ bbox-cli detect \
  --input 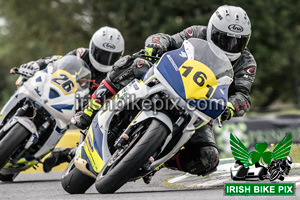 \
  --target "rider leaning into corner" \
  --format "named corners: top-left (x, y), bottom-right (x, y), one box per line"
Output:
top-left (16, 26), bottom-right (125, 173)
top-left (45, 5), bottom-right (257, 177)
